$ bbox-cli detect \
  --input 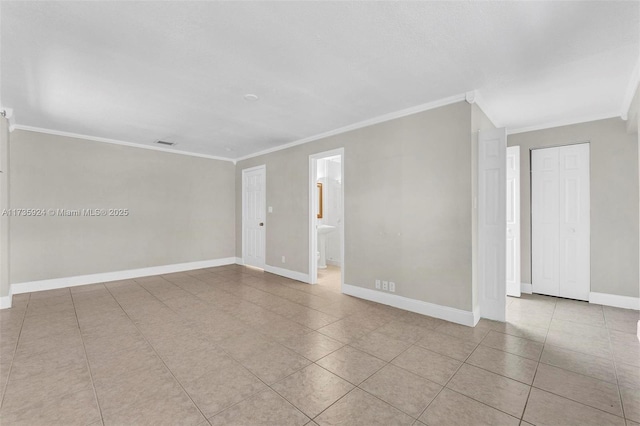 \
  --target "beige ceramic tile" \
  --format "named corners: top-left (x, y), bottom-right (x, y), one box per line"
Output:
top-left (236, 342), bottom-right (311, 385)
top-left (0, 388), bottom-right (101, 426)
top-left (420, 388), bottom-right (519, 426)
top-left (350, 331), bottom-right (412, 361)
top-left (435, 321), bottom-right (491, 343)
top-left (466, 345), bottom-right (538, 384)
top-left (278, 331), bottom-right (344, 362)
top-left (391, 345), bottom-right (461, 385)
top-left (447, 364), bottom-right (530, 418)
top-left (316, 318), bottom-right (375, 344)
top-left (540, 344), bottom-right (617, 384)
top-left (314, 388), bottom-right (414, 426)
top-left (209, 388), bottom-right (309, 426)
top-left (415, 329), bottom-right (478, 361)
top-left (621, 386), bottom-right (640, 423)
top-left (481, 330), bottom-right (543, 360)
top-left (534, 363), bottom-right (623, 416)
top-left (182, 360), bottom-right (267, 418)
top-left (271, 364), bottom-right (353, 418)
top-left (316, 346), bottom-right (386, 385)
top-left (523, 388), bottom-right (625, 426)
top-left (545, 327), bottom-right (613, 359)
top-left (360, 364), bottom-right (442, 418)
top-left (1, 365), bottom-right (93, 413)
top-left (618, 362), bottom-right (640, 389)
